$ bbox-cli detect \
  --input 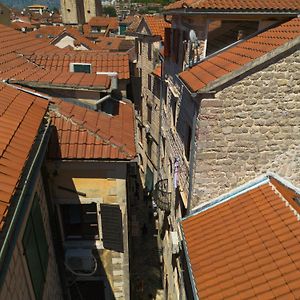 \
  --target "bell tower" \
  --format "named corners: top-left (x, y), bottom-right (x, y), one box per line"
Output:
top-left (60, 0), bottom-right (102, 24)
